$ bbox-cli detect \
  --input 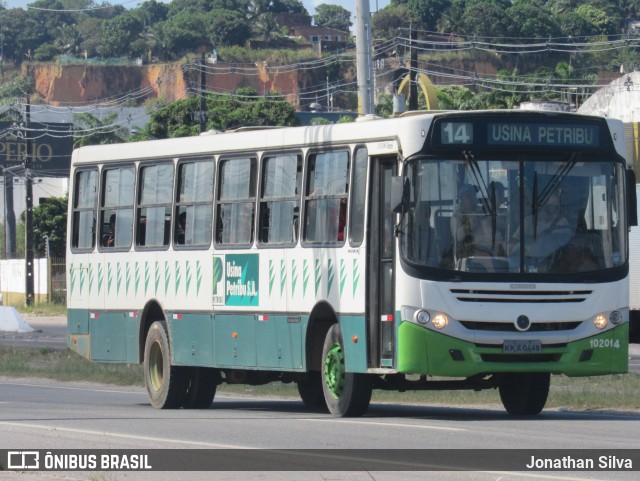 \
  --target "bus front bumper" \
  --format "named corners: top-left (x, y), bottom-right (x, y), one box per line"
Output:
top-left (396, 321), bottom-right (629, 377)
